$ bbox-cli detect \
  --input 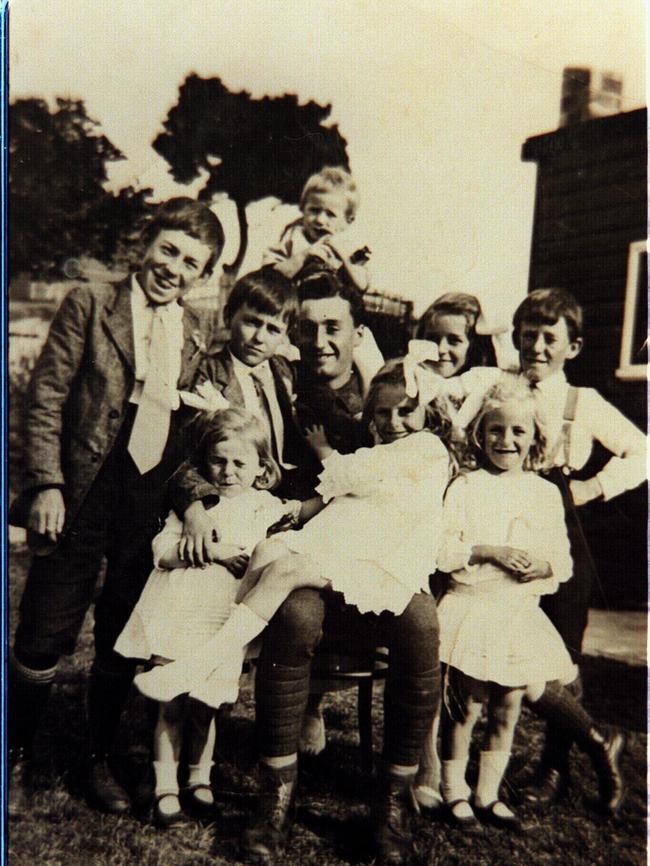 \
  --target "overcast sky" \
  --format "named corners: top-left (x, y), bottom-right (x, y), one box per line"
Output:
top-left (9, 0), bottom-right (645, 329)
